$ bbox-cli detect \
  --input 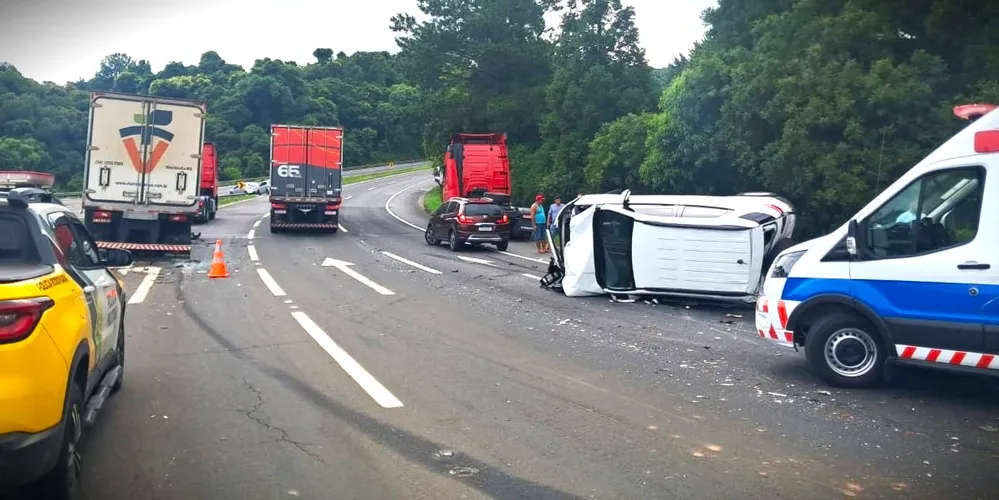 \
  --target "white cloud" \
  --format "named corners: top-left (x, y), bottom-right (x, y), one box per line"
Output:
top-left (0, 0), bottom-right (715, 84)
